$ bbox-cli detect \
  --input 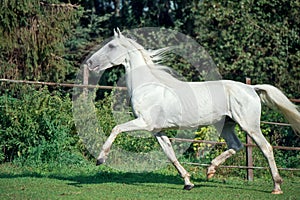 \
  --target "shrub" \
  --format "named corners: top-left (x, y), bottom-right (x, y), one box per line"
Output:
top-left (0, 86), bottom-right (80, 165)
